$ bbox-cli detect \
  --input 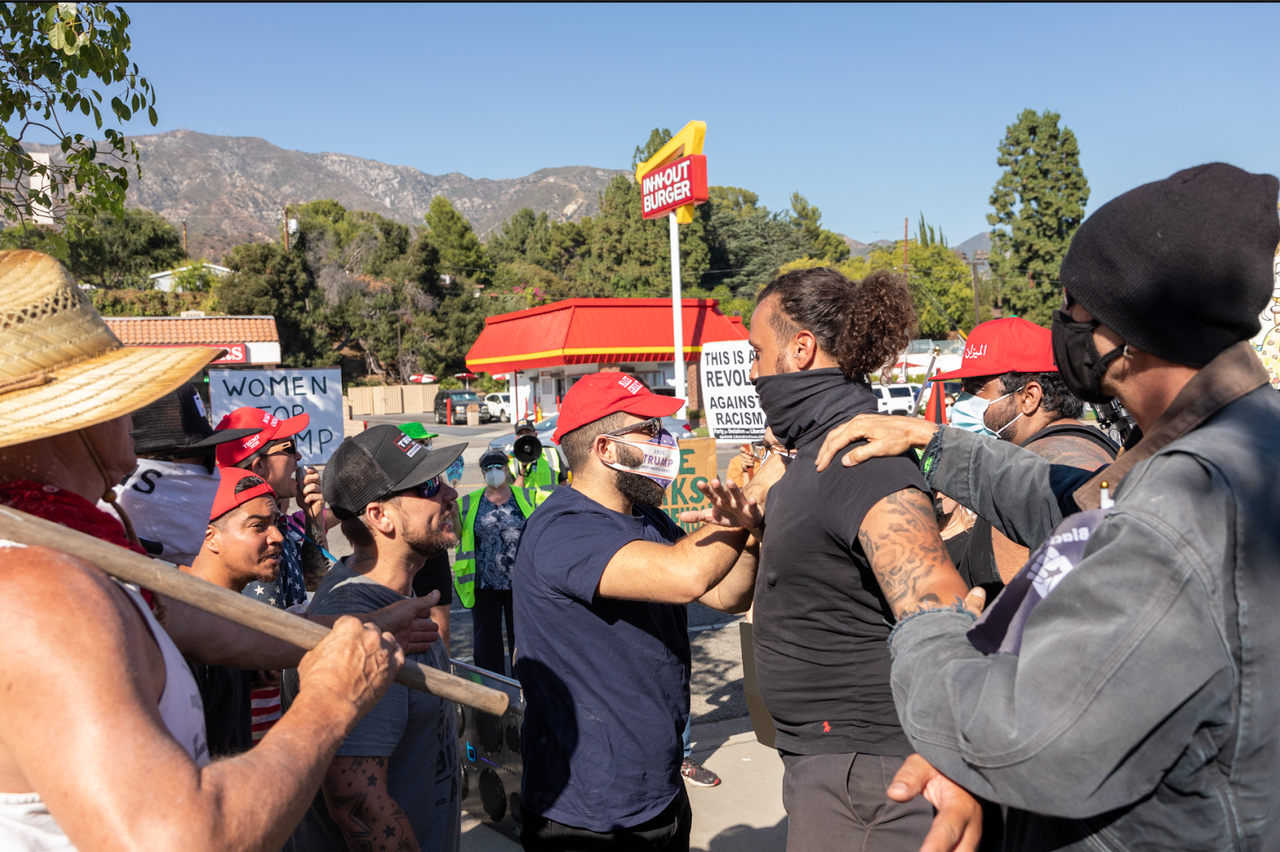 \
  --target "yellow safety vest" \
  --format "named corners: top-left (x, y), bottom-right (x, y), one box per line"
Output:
top-left (508, 448), bottom-right (562, 489)
top-left (453, 486), bottom-right (549, 608)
